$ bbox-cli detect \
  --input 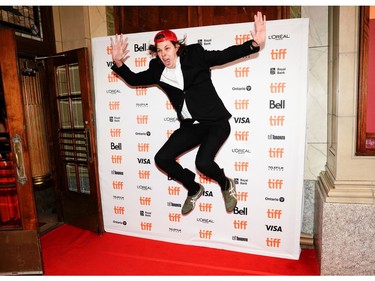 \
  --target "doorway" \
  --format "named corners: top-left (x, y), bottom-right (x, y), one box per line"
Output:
top-left (0, 28), bottom-right (43, 275)
top-left (0, 71), bottom-right (20, 230)
top-left (18, 57), bottom-right (61, 234)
